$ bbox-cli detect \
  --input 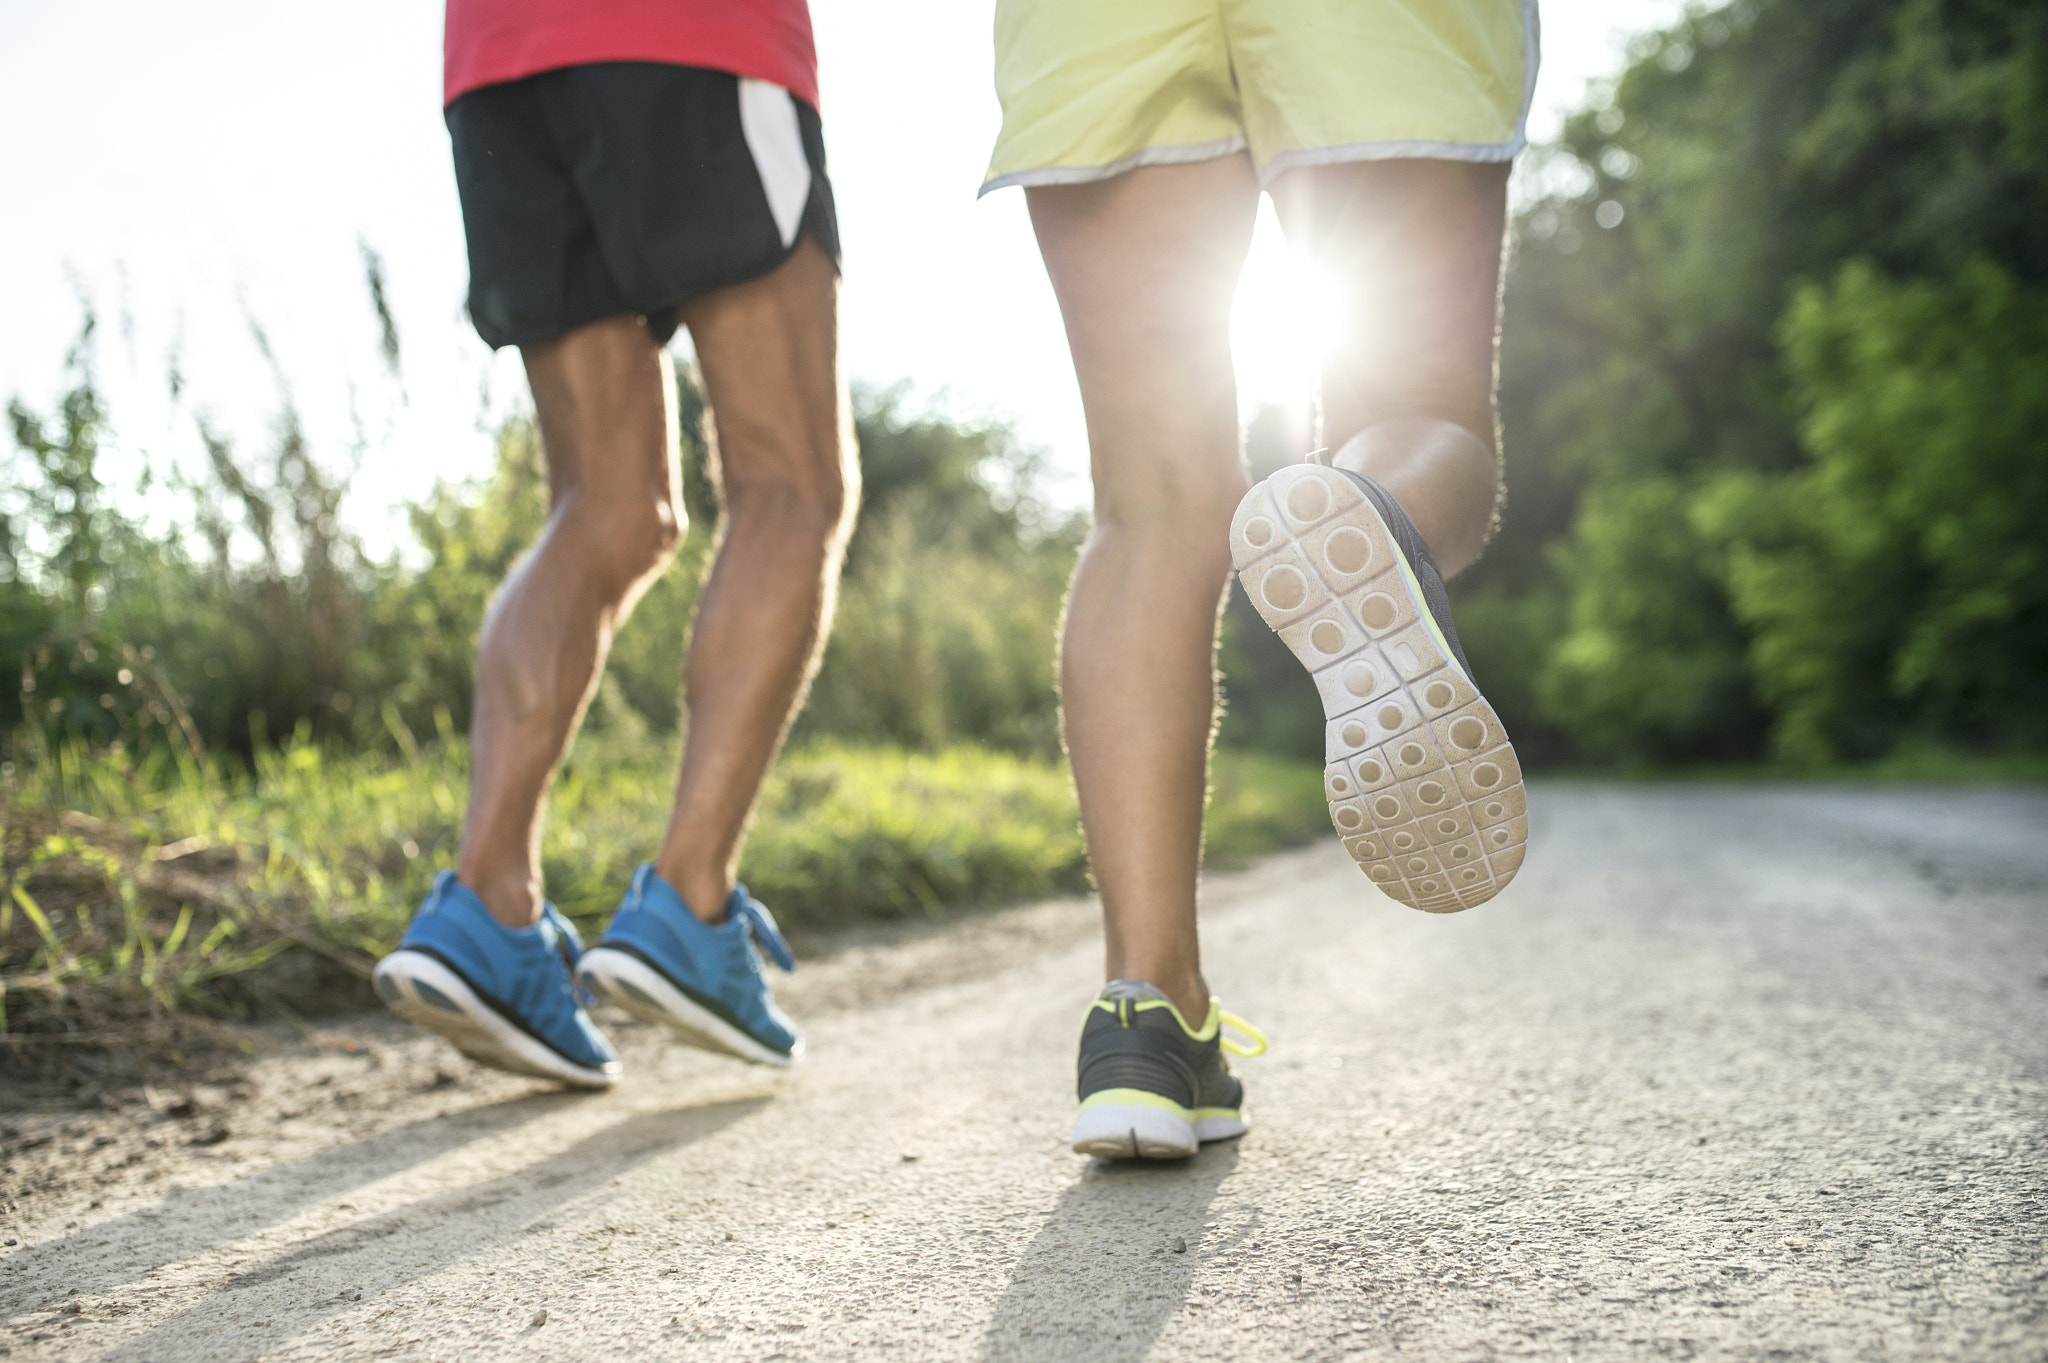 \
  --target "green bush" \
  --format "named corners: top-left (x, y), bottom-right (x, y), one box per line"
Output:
top-left (0, 350), bottom-right (1090, 762)
top-left (793, 388), bottom-right (1081, 755)
top-left (2, 325), bottom-right (476, 769)
top-left (742, 743), bottom-right (1088, 921)
top-left (1452, 0), bottom-right (2048, 767)
top-left (1538, 477), bottom-right (1762, 762)
top-left (1703, 260), bottom-right (2048, 760)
